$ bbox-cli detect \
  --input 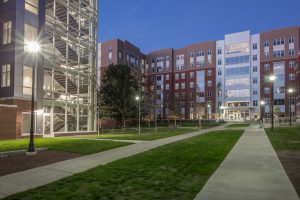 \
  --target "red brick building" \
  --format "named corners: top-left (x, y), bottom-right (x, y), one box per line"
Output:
top-left (99, 26), bottom-right (300, 121)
